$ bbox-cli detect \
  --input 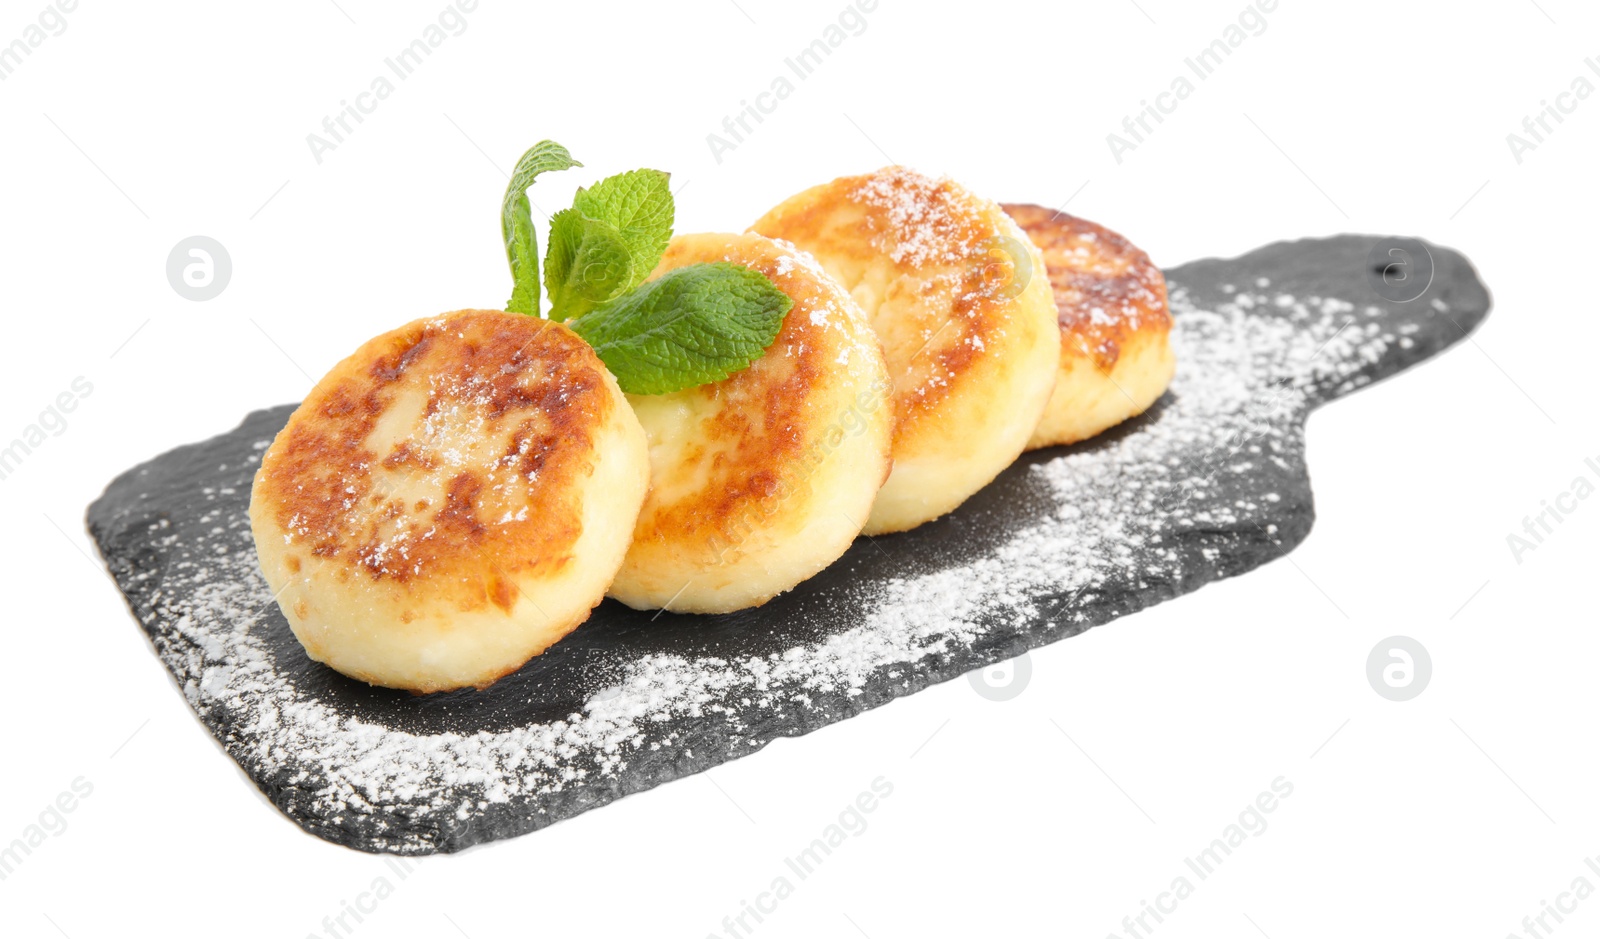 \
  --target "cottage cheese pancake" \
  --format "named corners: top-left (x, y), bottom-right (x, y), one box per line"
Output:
top-left (610, 233), bottom-right (893, 613)
top-left (250, 309), bottom-right (649, 693)
top-left (1001, 204), bottom-right (1174, 449)
top-left (752, 168), bottom-right (1059, 534)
